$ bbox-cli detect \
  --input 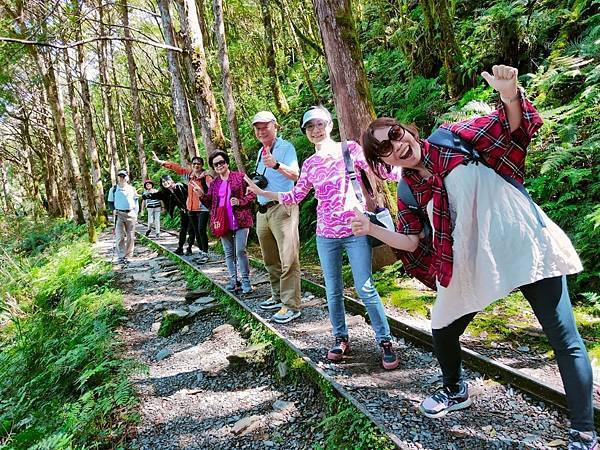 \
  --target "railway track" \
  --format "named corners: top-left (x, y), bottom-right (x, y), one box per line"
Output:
top-left (136, 226), bottom-right (599, 449)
